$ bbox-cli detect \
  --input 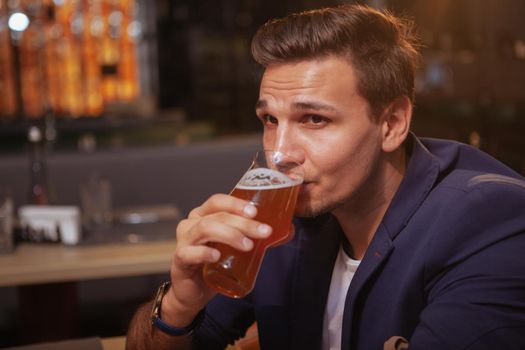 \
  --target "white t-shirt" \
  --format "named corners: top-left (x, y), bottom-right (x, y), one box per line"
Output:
top-left (322, 246), bottom-right (361, 350)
